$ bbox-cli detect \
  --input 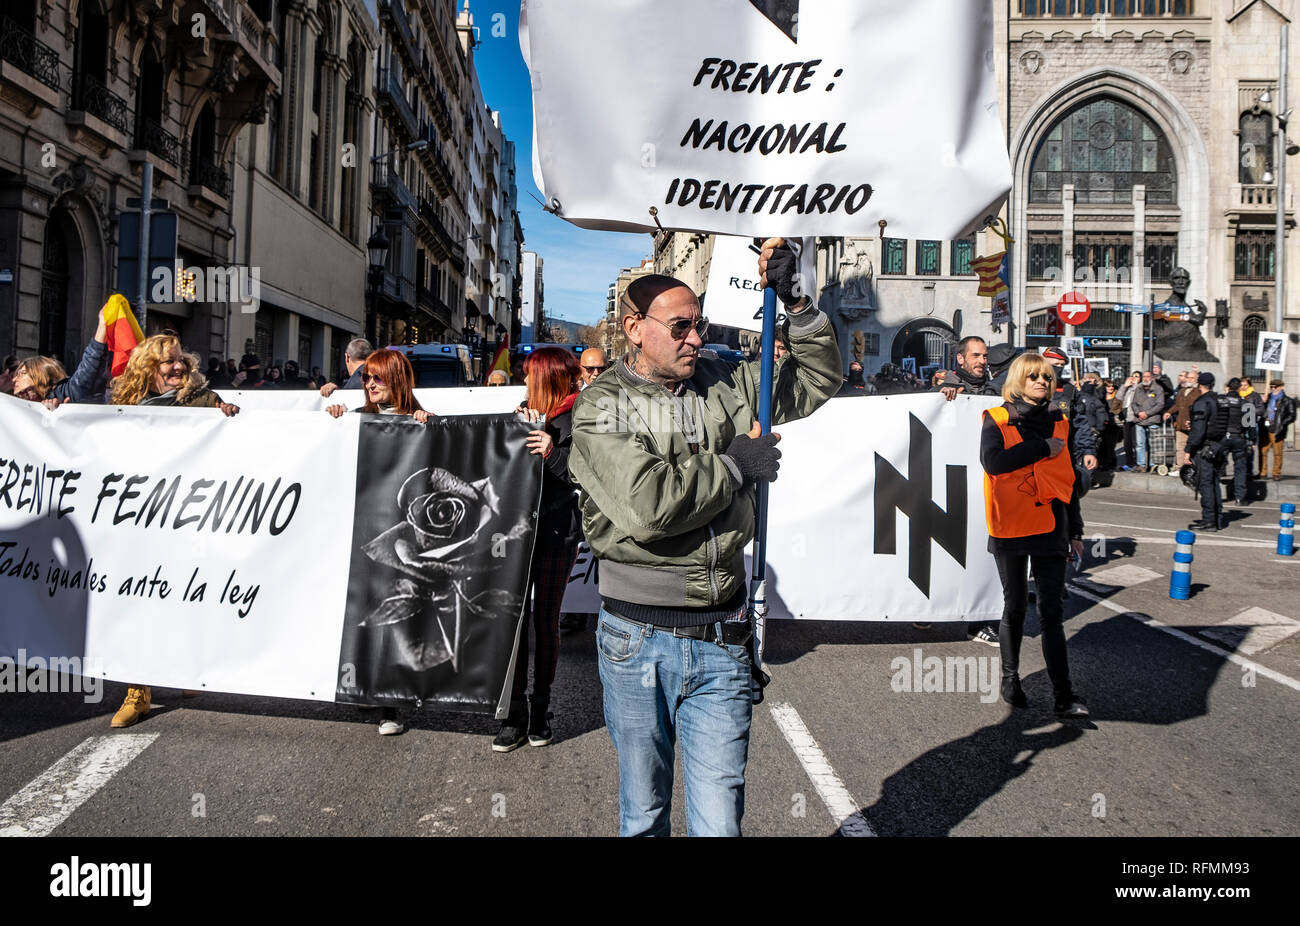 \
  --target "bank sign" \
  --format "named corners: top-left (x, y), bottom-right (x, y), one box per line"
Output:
top-left (1084, 337), bottom-right (1127, 349)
